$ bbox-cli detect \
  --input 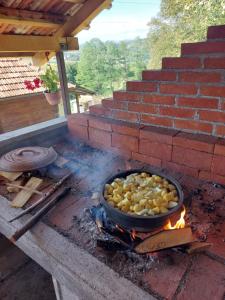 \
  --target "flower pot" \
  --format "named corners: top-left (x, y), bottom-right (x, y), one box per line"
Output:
top-left (44, 91), bottom-right (61, 105)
